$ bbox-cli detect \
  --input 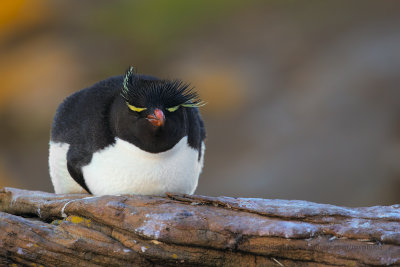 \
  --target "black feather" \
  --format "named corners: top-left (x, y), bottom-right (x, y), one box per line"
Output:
top-left (120, 66), bottom-right (202, 108)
